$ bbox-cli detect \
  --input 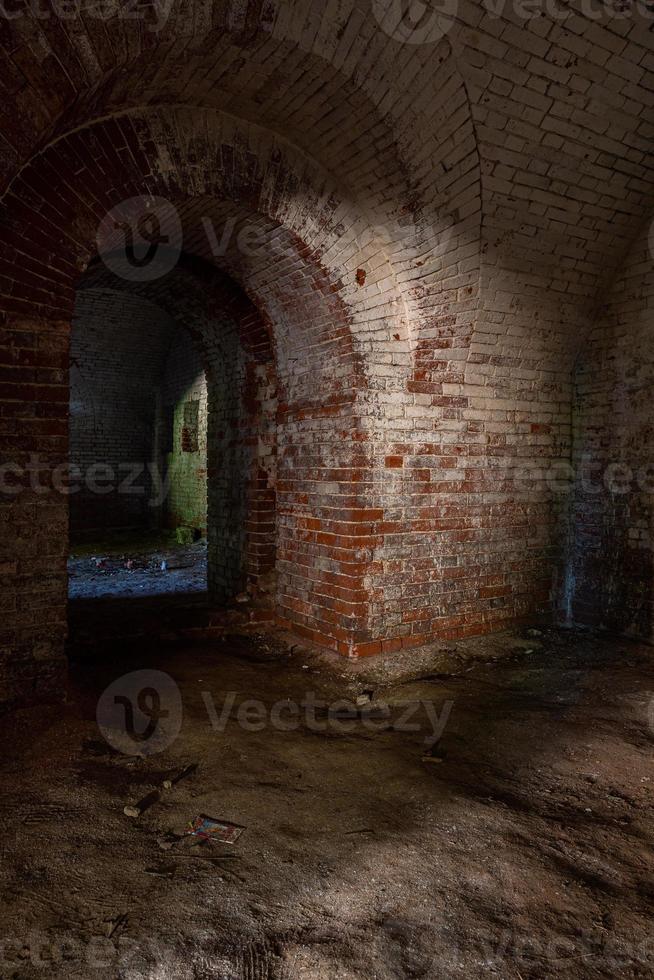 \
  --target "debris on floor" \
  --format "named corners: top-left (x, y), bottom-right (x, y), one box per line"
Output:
top-left (104, 912), bottom-right (128, 938)
top-left (5, 627), bottom-right (654, 977)
top-left (163, 762), bottom-right (198, 789)
top-left (185, 815), bottom-right (246, 845)
top-left (124, 789), bottom-right (161, 818)
top-left (125, 763), bottom-right (198, 817)
top-left (175, 526), bottom-right (198, 546)
top-left (144, 865), bottom-right (176, 878)
top-left (68, 532), bottom-right (208, 599)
